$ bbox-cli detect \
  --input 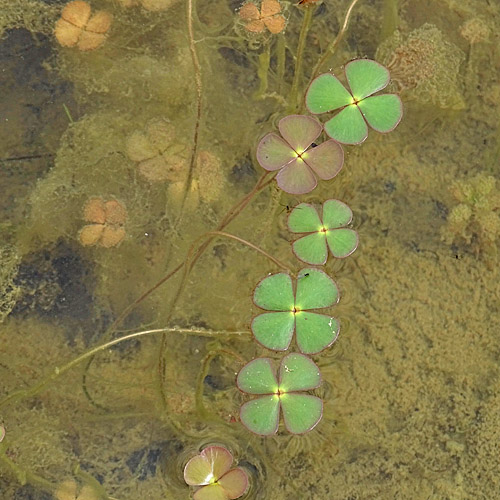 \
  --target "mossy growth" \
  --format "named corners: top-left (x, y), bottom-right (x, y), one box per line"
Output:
top-left (376, 23), bottom-right (465, 110)
top-left (0, 245), bottom-right (21, 323)
top-left (441, 173), bottom-right (500, 263)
